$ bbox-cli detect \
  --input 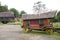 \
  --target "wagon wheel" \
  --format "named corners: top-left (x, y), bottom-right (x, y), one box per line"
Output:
top-left (23, 26), bottom-right (32, 32)
top-left (45, 28), bottom-right (54, 34)
top-left (1, 21), bottom-right (8, 24)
